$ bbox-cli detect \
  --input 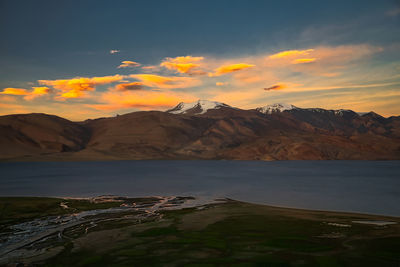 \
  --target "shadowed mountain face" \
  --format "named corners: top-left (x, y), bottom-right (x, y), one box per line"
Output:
top-left (0, 114), bottom-right (90, 159)
top-left (1, 102), bottom-right (400, 161)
